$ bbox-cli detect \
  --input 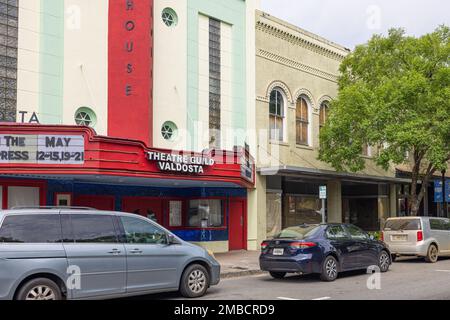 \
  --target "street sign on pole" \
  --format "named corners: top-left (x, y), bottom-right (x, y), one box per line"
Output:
top-left (319, 186), bottom-right (327, 224)
top-left (434, 180), bottom-right (444, 203)
top-left (319, 186), bottom-right (327, 199)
